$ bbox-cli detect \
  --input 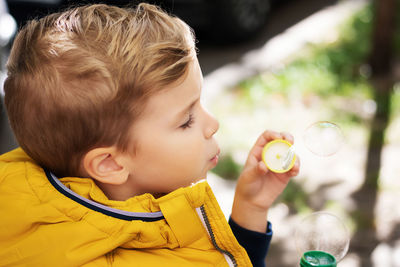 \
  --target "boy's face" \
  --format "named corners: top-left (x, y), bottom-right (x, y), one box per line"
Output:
top-left (125, 57), bottom-right (220, 195)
